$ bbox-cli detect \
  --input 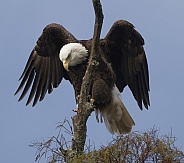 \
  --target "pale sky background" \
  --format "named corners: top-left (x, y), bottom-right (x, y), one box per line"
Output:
top-left (1, 0), bottom-right (184, 162)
